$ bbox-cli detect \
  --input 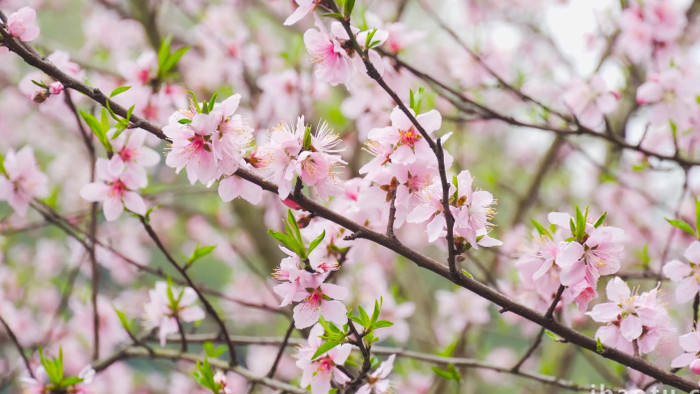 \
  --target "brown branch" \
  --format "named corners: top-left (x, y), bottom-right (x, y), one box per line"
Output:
top-left (0, 313), bottom-right (35, 379)
top-left (139, 217), bottom-right (239, 366)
